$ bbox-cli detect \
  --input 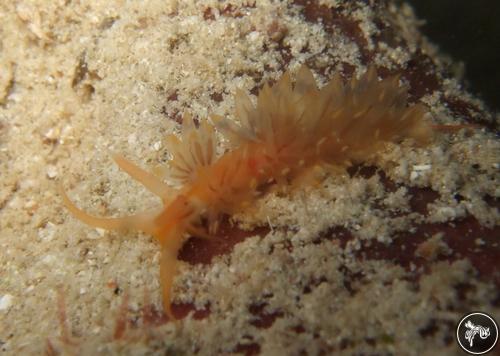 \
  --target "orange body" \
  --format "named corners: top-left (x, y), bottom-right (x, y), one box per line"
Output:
top-left (62, 65), bottom-right (443, 319)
